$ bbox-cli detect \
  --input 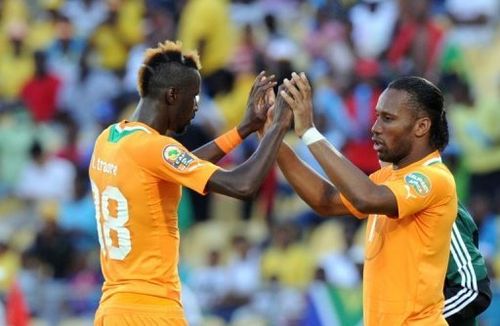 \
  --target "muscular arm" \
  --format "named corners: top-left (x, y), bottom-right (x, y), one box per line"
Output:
top-left (205, 124), bottom-right (288, 199)
top-left (191, 142), bottom-right (226, 164)
top-left (191, 124), bottom-right (253, 164)
top-left (281, 72), bottom-right (397, 217)
top-left (192, 72), bottom-right (275, 163)
top-left (307, 140), bottom-right (397, 216)
top-left (277, 142), bottom-right (351, 216)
